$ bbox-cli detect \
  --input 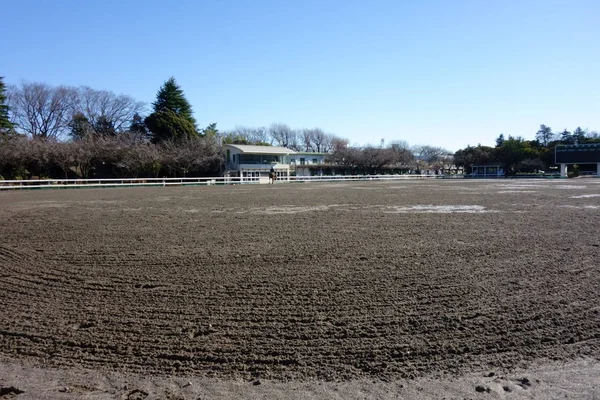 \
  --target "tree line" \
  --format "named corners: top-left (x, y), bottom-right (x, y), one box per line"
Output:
top-left (221, 124), bottom-right (340, 153)
top-left (1, 75), bottom-right (453, 179)
top-left (0, 76), bottom-right (226, 179)
top-left (0, 134), bottom-right (223, 180)
top-left (454, 125), bottom-right (600, 176)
